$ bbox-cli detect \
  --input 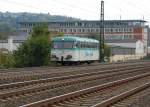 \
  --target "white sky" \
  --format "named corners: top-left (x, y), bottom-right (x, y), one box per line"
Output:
top-left (0, 0), bottom-right (150, 22)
